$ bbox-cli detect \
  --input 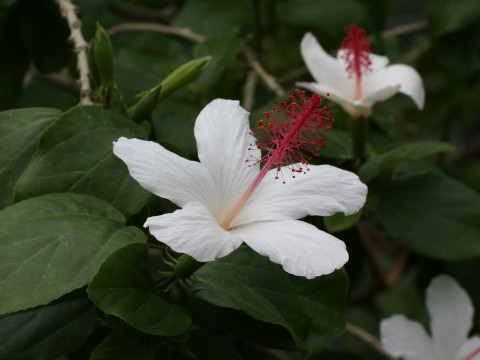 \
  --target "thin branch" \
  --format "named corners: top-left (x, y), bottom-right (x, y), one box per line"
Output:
top-left (346, 322), bottom-right (397, 360)
top-left (106, 22), bottom-right (285, 97)
top-left (55, 0), bottom-right (93, 105)
top-left (107, 22), bottom-right (206, 43)
top-left (242, 70), bottom-right (258, 111)
top-left (381, 20), bottom-right (428, 38)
